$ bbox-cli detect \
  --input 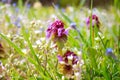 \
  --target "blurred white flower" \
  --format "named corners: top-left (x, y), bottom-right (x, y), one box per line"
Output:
top-left (22, 49), bottom-right (27, 54)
